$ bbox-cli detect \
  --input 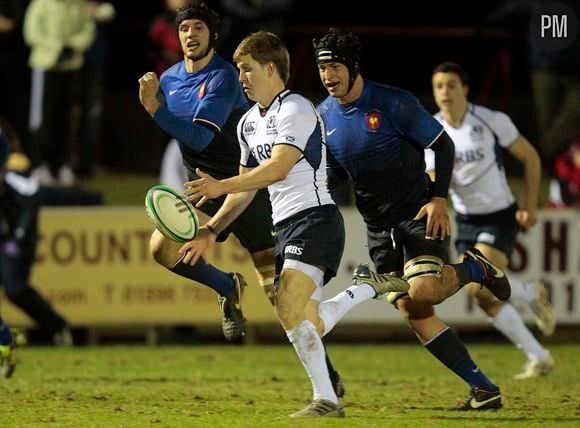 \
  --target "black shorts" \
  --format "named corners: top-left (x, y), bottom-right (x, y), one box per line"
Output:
top-left (195, 189), bottom-right (274, 253)
top-left (455, 203), bottom-right (519, 258)
top-left (273, 204), bottom-right (345, 286)
top-left (366, 218), bottom-right (450, 274)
